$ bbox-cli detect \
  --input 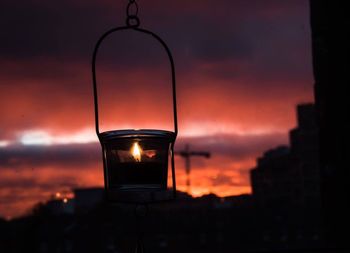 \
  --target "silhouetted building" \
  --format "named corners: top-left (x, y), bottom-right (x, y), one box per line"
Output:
top-left (45, 198), bottom-right (75, 216)
top-left (250, 145), bottom-right (293, 208)
top-left (251, 104), bottom-right (321, 209)
top-left (289, 104), bottom-right (321, 207)
top-left (310, 0), bottom-right (350, 248)
top-left (0, 218), bottom-right (11, 252)
top-left (250, 104), bottom-right (322, 249)
top-left (74, 187), bottom-right (104, 214)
